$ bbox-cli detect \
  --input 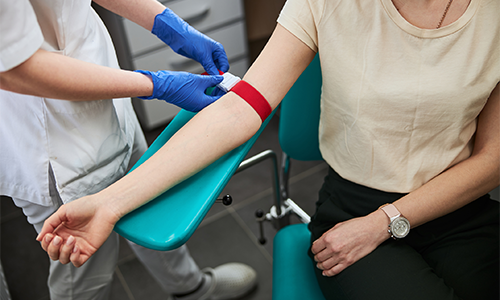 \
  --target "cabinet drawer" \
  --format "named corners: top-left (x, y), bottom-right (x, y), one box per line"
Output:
top-left (134, 21), bottom-right (247, 73)
top-left (123, 0), bottom-right (244, 56)
top-left (140, 99), bottom-right (181, 129)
